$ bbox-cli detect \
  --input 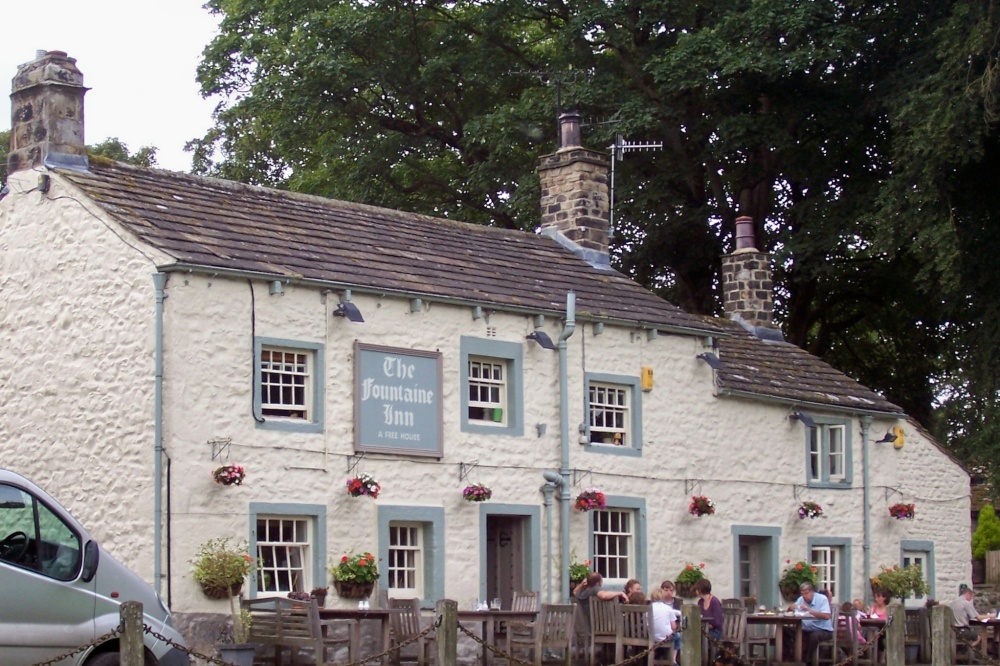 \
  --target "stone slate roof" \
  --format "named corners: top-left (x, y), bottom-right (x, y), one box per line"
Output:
top-left (57, 160), bottom-right (903, 416)
top-left (714, 329), bottom-right (904, 415)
